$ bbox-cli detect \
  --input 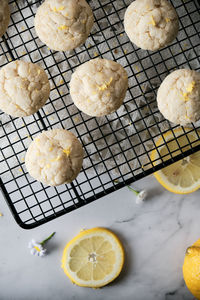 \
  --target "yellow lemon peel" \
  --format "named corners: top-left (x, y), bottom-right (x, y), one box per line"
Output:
top-left (187, 81), bottom-right (195, 92)
top-left (61, 228), bottom-right (124, 288)
top-left (151, 128), bottom-right (200, 194)
top-left (97, 77), bottom-right (113, 91)
top-left (50, 156), bottom-right (61, 162)
top-left (63, 147), bottom-right (71, 156)
top-left (182, 81), bottom-right (196, 102)
top-left (183, 239), bottom-right (200, 299)
top-left (35, 137), bottom-right (40, 145)
top-left (150, 15), bottom-right (156, 26)
top-left (53, 6), bottom-right (65, 12)
top-left (58, 25), bottom-right (68, 30)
